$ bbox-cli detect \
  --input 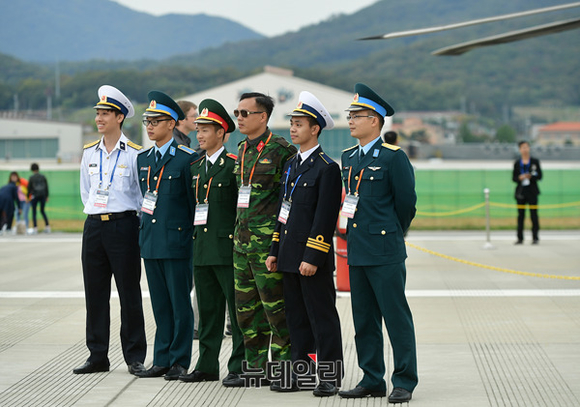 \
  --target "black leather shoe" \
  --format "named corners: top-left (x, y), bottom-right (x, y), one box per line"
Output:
top-left (127, 361), bottom-right (146, 375)
top-left (338, 385), bottom-right (386, 398)
top-left (514, 240), bottom-right (523, 245)
top-left (72, 360), bottom-right (109, 374)
top-left (179, 369), bottom-right (219, 383)
top-left (165, 364), bottom-right (187, 381)
top-left (313, 381), bottom-right (338, 397)
top-left (532, 239), bottom-right (539, 245)
top-left (135, 365), bottom-right (169, 378)
top-left (388, 387), bottom-right (412, 403)
top-left (271, 380), bottom-right (299, 392)
top-left (222, 372), bottom-right (244, 387)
